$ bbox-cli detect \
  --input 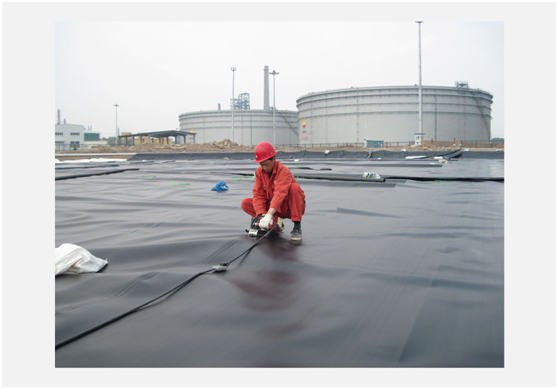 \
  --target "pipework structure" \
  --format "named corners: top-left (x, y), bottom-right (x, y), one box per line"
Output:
top-left (238, 93), bottom-right (250, 110)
